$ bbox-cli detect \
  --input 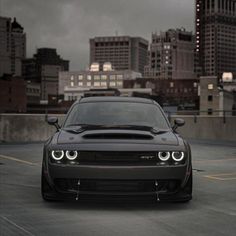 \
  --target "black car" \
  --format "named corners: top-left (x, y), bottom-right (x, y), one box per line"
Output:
top-left (41, 96), bottom-right (192, 202)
